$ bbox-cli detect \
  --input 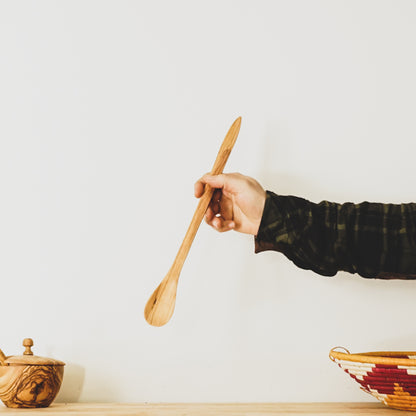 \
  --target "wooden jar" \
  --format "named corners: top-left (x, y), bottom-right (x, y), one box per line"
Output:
top-left (0, 338), bottom-right (65, 408)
